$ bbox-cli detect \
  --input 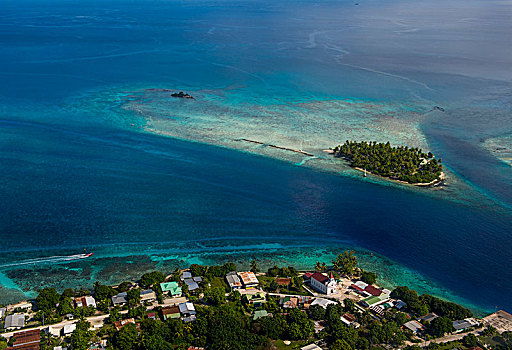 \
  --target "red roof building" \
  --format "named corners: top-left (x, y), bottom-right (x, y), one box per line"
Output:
top-left (10, 329), bottom-right (40, 350)
top-left (364, 285), bottom-right (382, 296)
top-left (276, 278), bottom-right (291, 286)
top-left (310, 272), bottom-right (329, 284)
